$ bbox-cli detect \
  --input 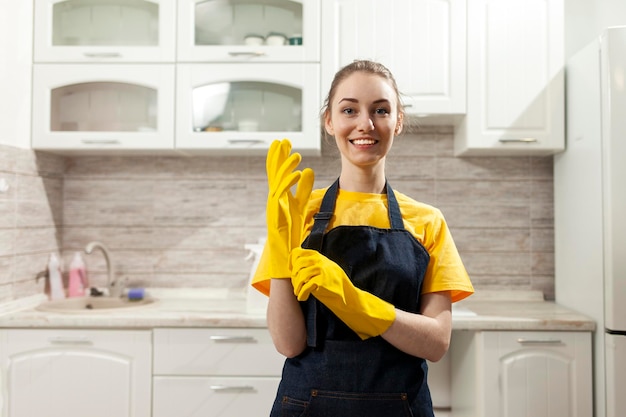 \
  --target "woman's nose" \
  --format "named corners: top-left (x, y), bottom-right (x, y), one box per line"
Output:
top-left (357, 113), bottom-right (374, 132)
